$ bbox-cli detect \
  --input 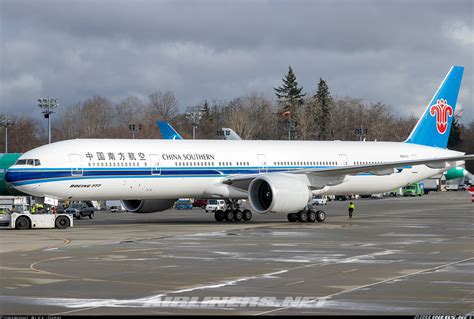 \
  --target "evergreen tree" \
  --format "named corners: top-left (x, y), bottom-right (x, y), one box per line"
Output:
top-left (199, 100), bottom-right (215, 139)
top-left (274, 66), bottom-right (306, 113)
top-left (447, 115), bottom-right (463, 149)
top-left (274, 66), bottom-right (306, 139)
top-left (314, 78), bottom-right (332, 140)
top-left (201, 100), bottom-right (210, 117)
